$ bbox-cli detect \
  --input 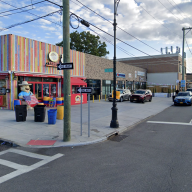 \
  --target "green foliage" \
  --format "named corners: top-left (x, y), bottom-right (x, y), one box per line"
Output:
top-left (56, 31), bottom-right (109, 57)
